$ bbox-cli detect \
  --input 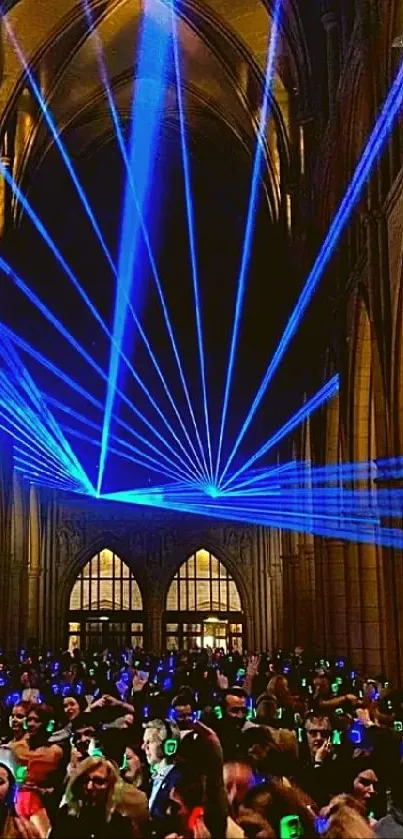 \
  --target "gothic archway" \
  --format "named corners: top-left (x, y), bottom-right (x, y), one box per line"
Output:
top-left (164, 547), bottom-right (244, 652)
top-left (68, 547), bottom-right (144, 651)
